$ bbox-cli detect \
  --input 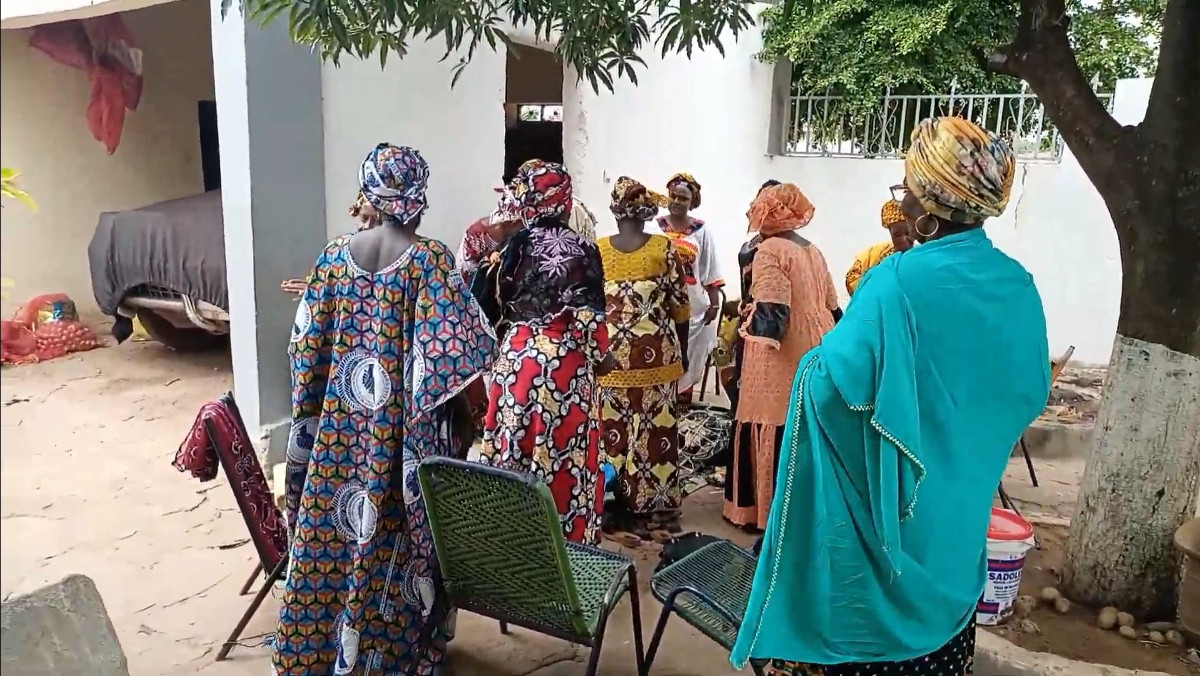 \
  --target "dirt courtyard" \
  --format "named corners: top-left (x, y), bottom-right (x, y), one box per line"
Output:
top-left (0, 341), bottom-right (753, 675)
top-left (0, 340), bottom-right (1145, 675)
